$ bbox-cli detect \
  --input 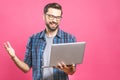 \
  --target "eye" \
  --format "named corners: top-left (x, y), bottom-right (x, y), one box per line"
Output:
top-left (48, 14), bottom-right (54, 18)
top-left (56, 16), bottom-right (61, 19)
top-left (46, 14), bottom-right (62, 21)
